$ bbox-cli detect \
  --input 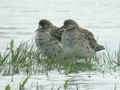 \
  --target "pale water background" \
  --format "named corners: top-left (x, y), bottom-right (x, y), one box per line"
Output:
top-left (0, 0), bottom-right (120, 90)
